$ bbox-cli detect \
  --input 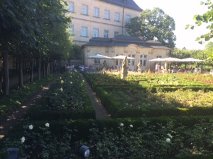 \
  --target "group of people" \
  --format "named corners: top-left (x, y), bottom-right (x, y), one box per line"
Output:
top-left (154, 63), bottom-right (202, 73)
